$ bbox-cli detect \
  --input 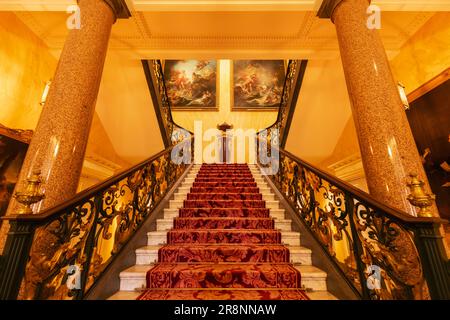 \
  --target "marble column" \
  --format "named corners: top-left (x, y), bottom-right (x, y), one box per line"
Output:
top-left (0, 0), bottom-right (130, 249)
top-left (326, 0), bottom-right (438, 216)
